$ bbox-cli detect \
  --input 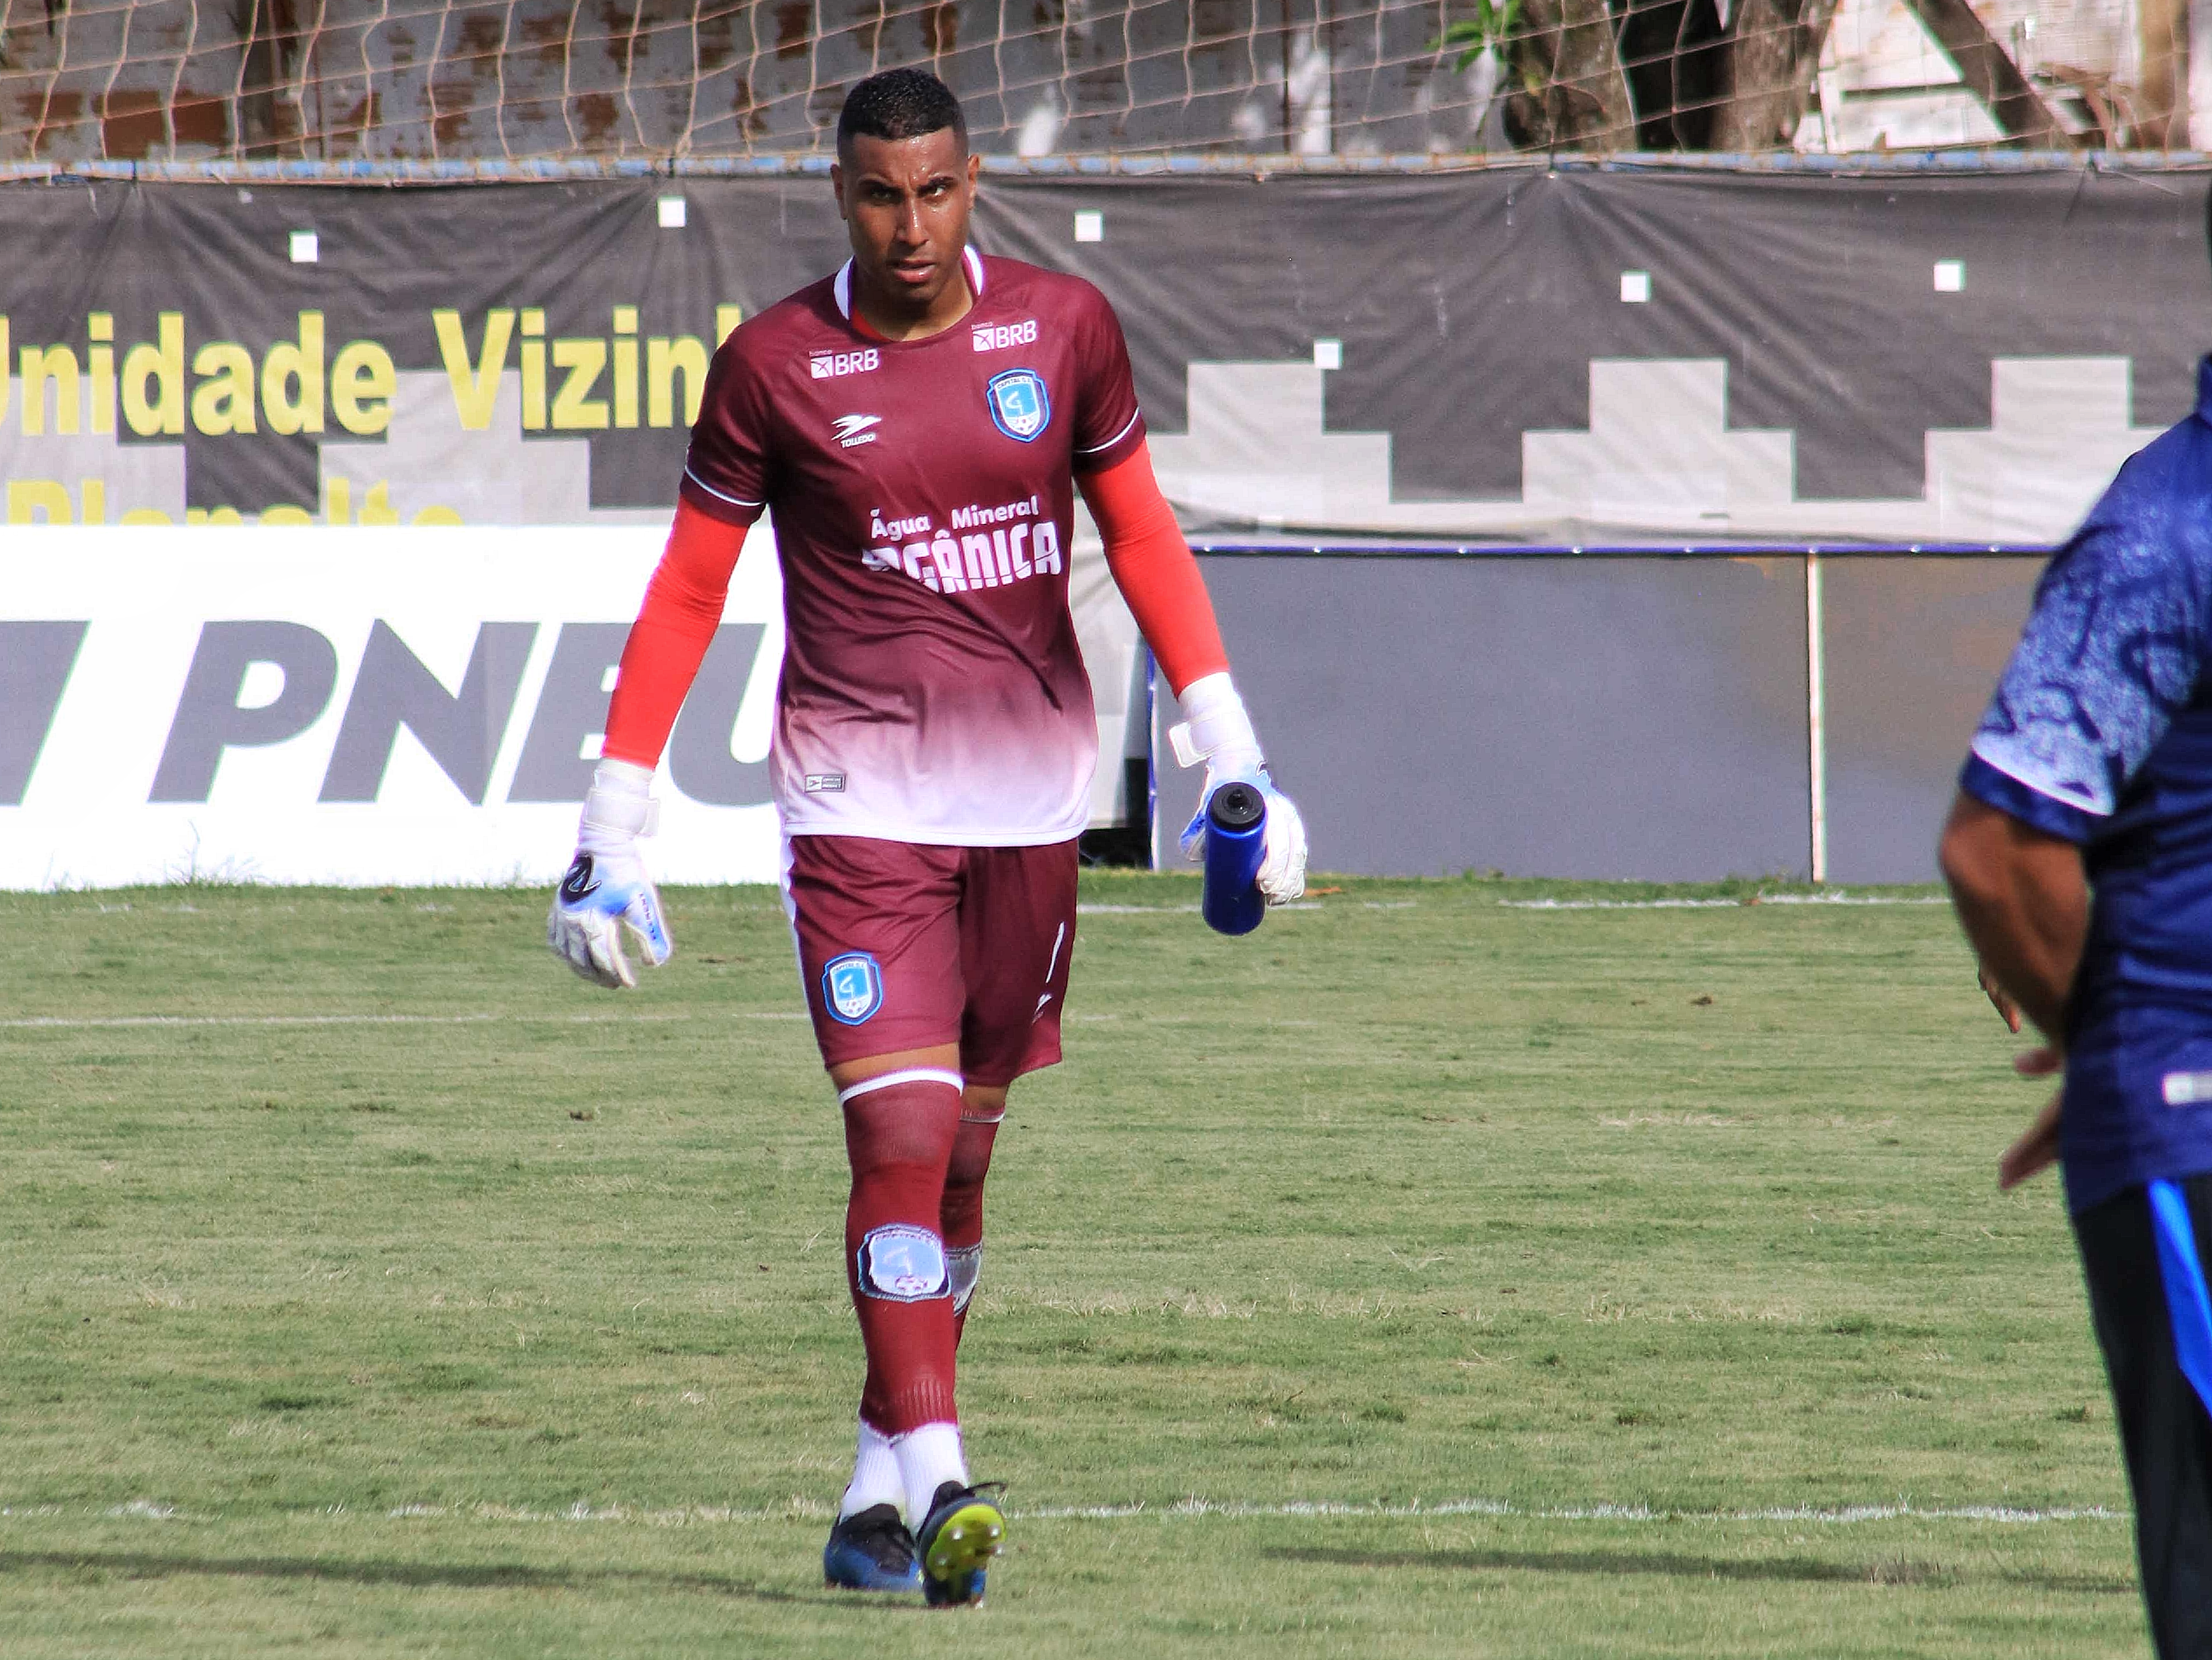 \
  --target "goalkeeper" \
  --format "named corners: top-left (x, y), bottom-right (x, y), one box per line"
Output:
top-left (545, 67), bottom-right (1304, 1606)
